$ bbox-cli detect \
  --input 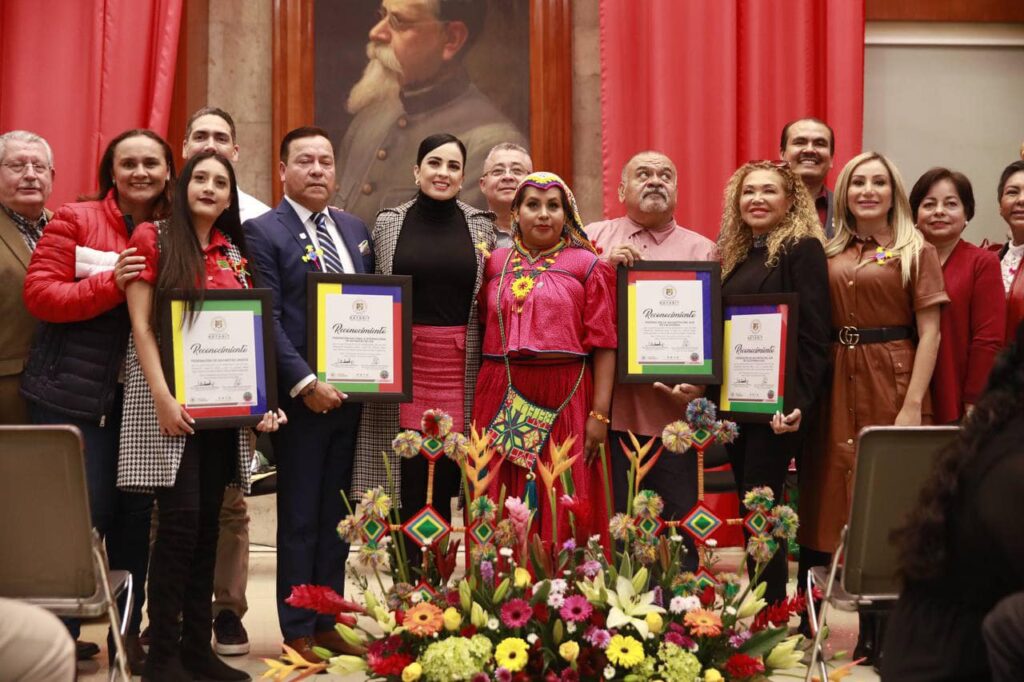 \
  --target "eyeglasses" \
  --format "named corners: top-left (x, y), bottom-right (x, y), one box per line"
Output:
top-left (375, 6), bottom-right (440, 32)
top-left (1, 161), bottom-right (51, 176)
top-left (485, 166), bottom-right (529, 179)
